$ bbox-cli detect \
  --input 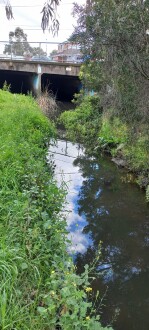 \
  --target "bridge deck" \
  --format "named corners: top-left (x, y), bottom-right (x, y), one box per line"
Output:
top-left (0, 59), bottom-right (81, 76)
